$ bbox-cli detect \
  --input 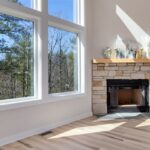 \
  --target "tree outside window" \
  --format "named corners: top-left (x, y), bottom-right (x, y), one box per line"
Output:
top-left (0, 13), bottom-right (34, 100)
